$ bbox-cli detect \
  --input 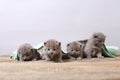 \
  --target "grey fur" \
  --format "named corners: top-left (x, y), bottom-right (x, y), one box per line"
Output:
top-left (67, 41), bottom-right (83, 60)
top-left (18, 43), bottom-right (41, 61)
top-left (84, 32), bottom-right (106, 59)
top-left (38, 39), bottom-right (63, 62)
